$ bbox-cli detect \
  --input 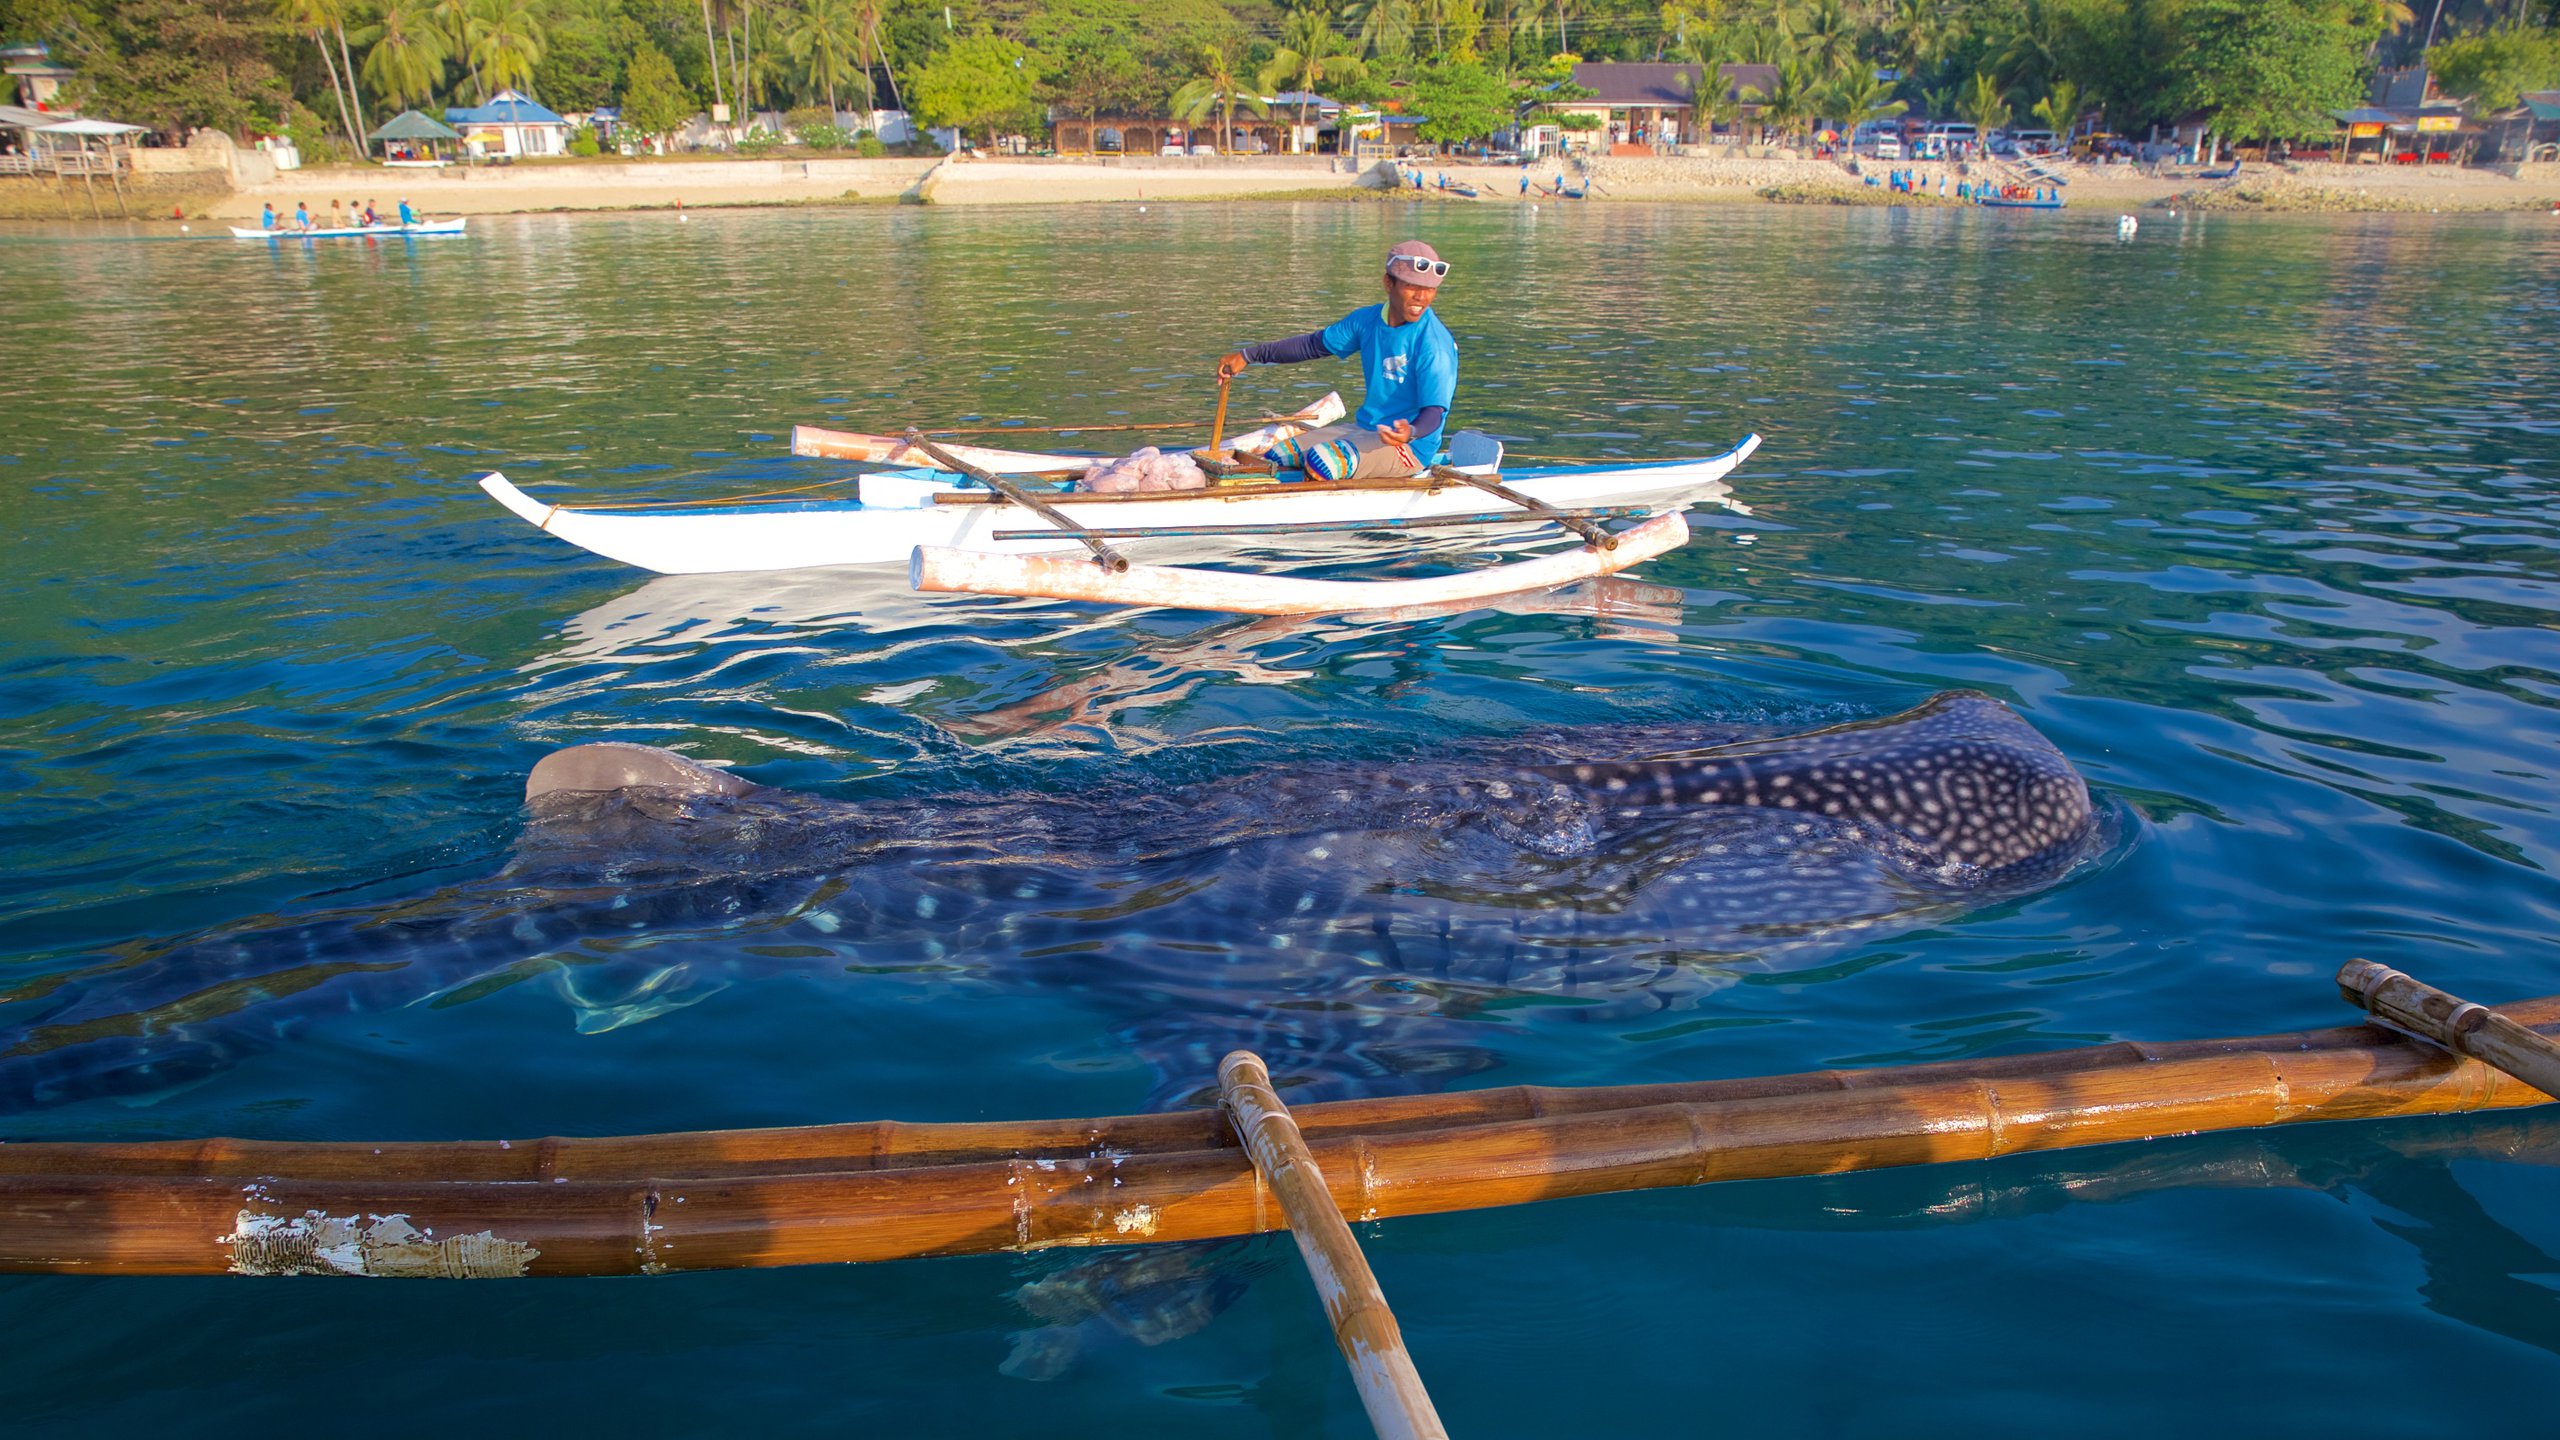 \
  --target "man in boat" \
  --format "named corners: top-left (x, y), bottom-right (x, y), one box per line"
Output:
top-left (1213, 241), bottom-right (1457, 482)
top-left (398, 197), bottom-right (417, 226)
